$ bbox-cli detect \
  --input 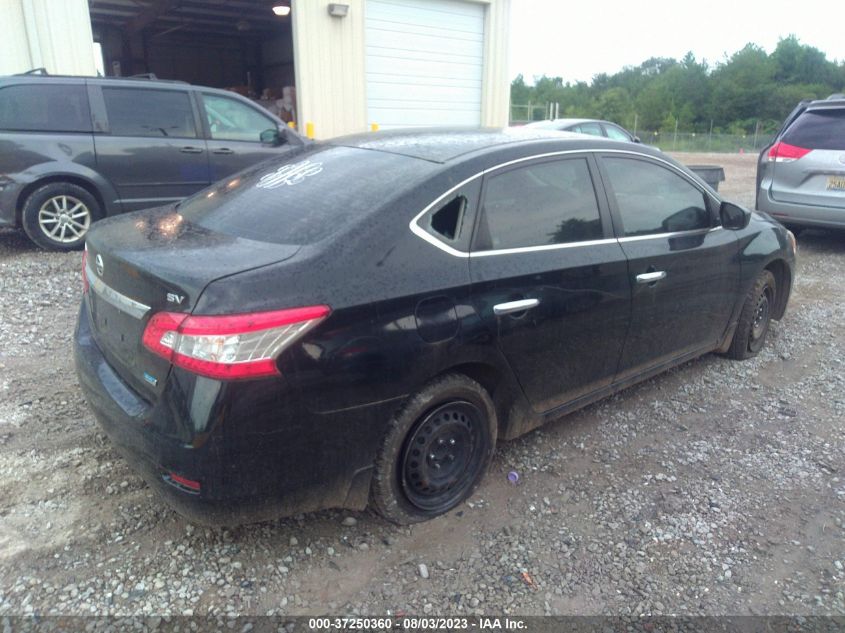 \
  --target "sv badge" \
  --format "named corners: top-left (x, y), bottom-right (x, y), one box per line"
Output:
top-left (166, 292), bottom-right (185, 305)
